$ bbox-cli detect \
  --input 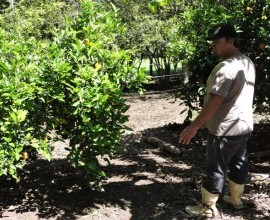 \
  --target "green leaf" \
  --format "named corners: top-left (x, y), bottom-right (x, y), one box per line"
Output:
top-left (42, 151), bottom-right (52, 161)
top-left (3, 137), bottom-right (12, 143)
top-left (0, 62), bottom-right (8, 72)
top-left (148, 2), bottom-right (158, 13)
top-left (99, 170), bottom-right (106, 177)
top-left (16, 110), bottom-right (27, 123)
